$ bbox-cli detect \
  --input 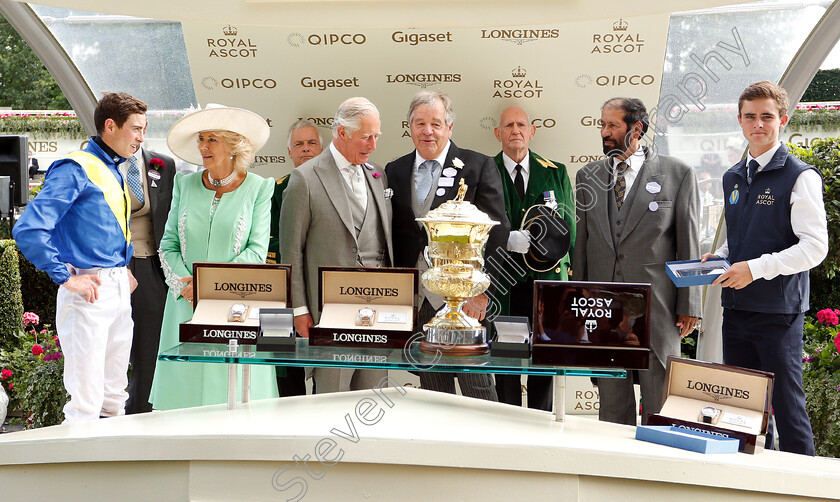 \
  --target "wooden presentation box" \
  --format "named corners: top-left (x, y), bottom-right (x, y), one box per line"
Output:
top-left (179, 262), bottom-right (291, 345)
top-left (531, 280), bottom-right (651, 369)
top-left (647, 356), bottom-right (774, 454)
top-left (309, 267), bottom-right (419, 349)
